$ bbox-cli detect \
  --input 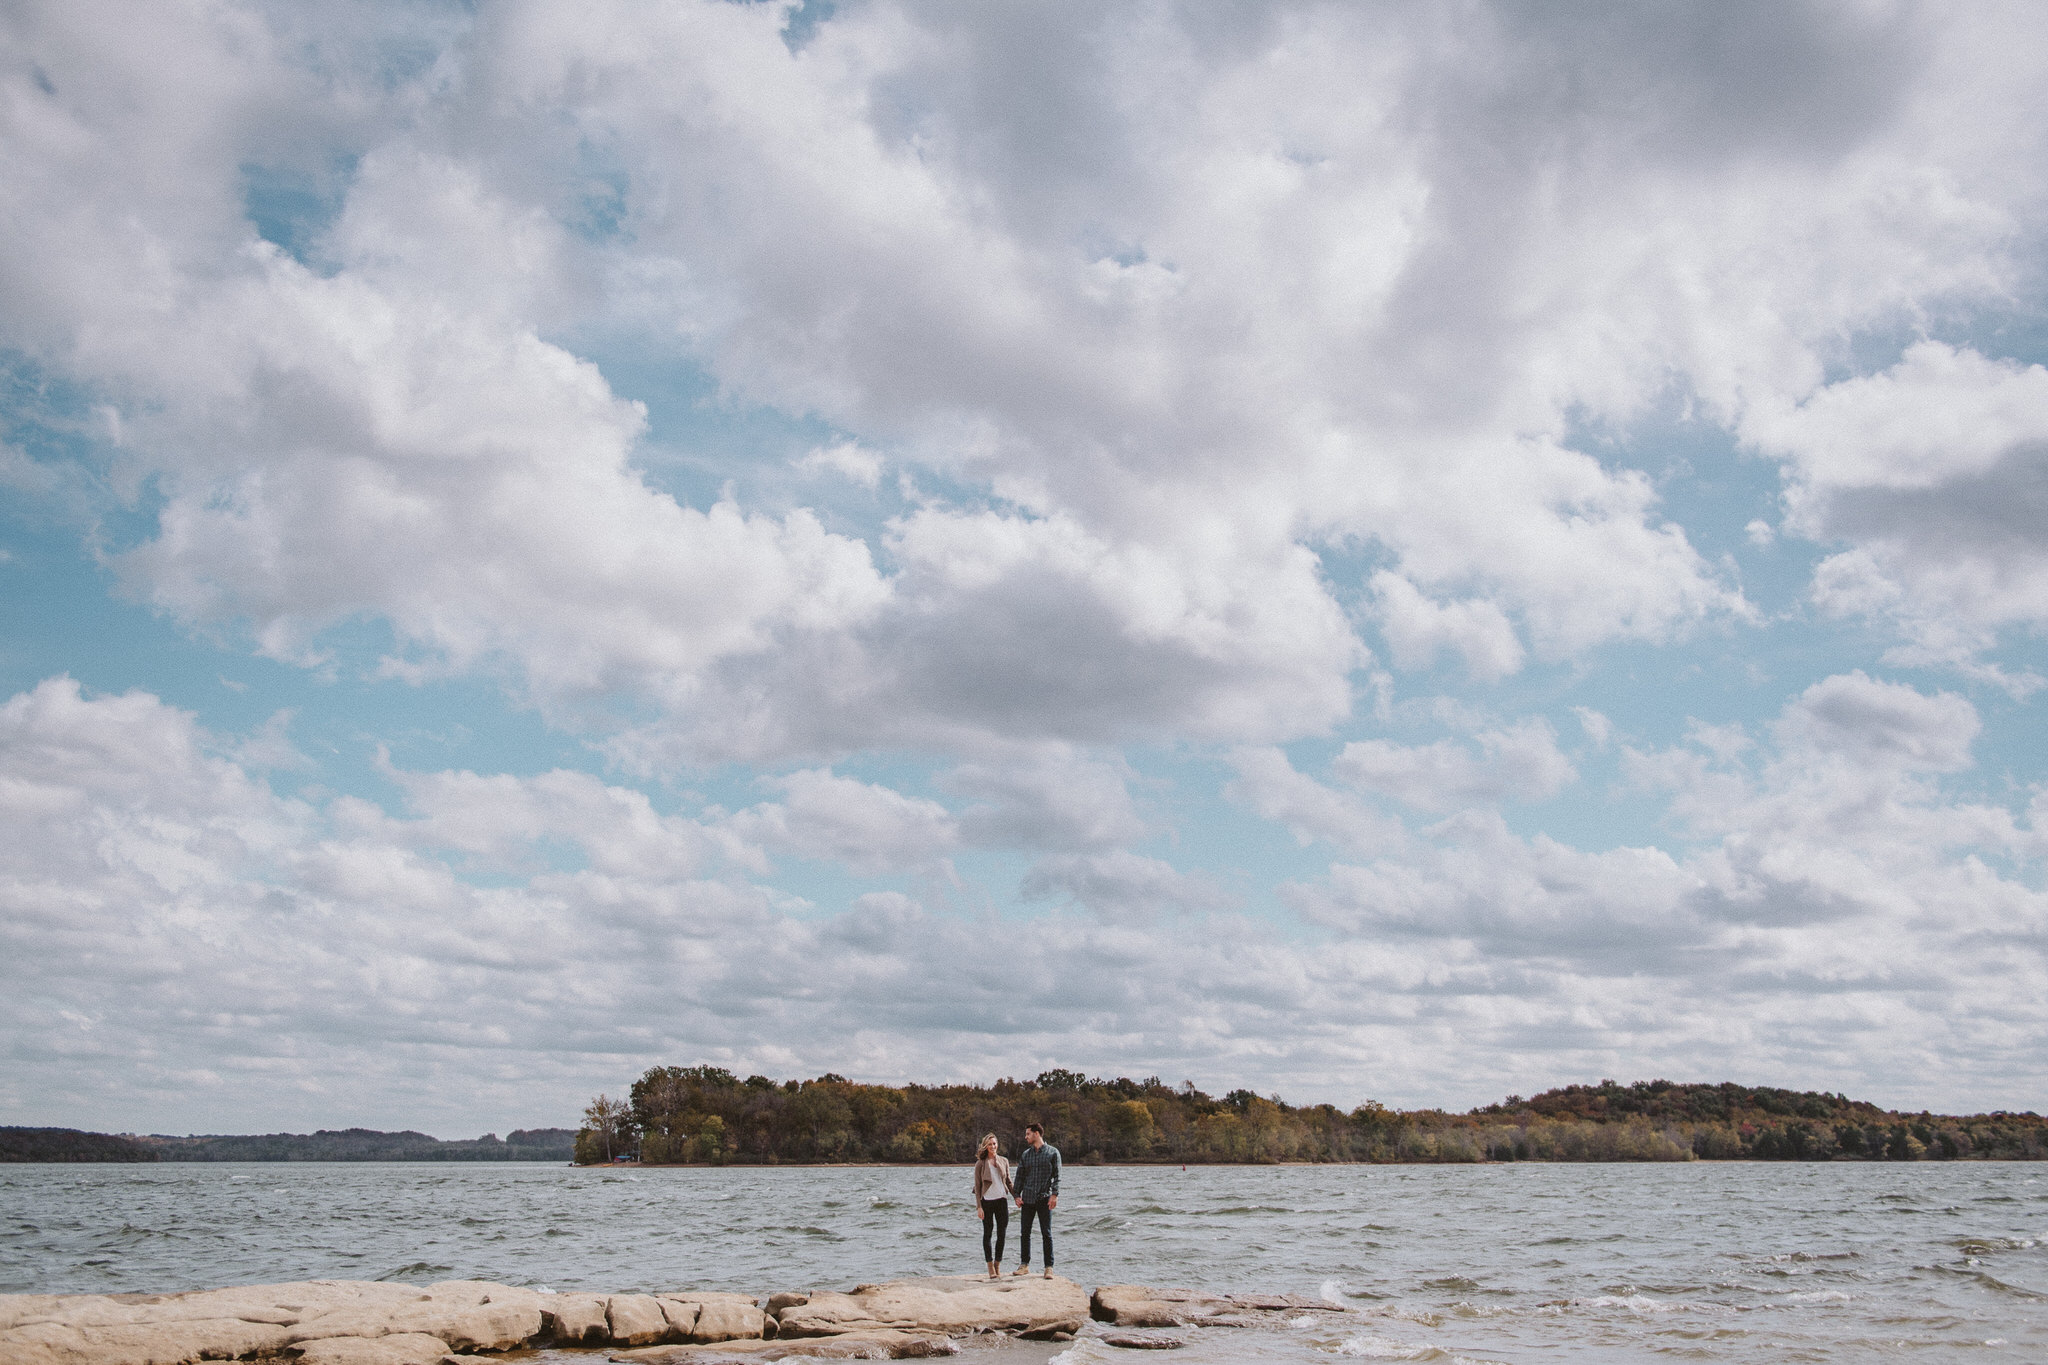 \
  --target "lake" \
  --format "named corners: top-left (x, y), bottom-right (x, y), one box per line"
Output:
top-left (3, 1161), bottom-right (2043, 1361)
